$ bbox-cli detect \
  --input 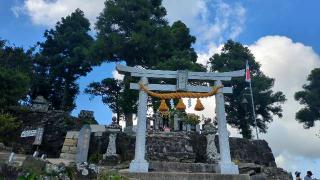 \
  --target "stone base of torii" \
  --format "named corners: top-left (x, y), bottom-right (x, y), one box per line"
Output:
top-left (116, 65), bottom-right (242, 175)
